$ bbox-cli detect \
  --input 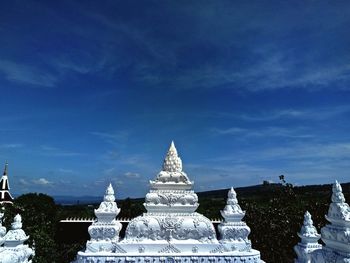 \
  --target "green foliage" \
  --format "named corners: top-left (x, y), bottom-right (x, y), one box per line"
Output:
top-left (56, 204), bottom-right (95, 220)
top-left (118, 198), bottom-right (145, 218)
top-left (14, 193), bottom-right (59, 263)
